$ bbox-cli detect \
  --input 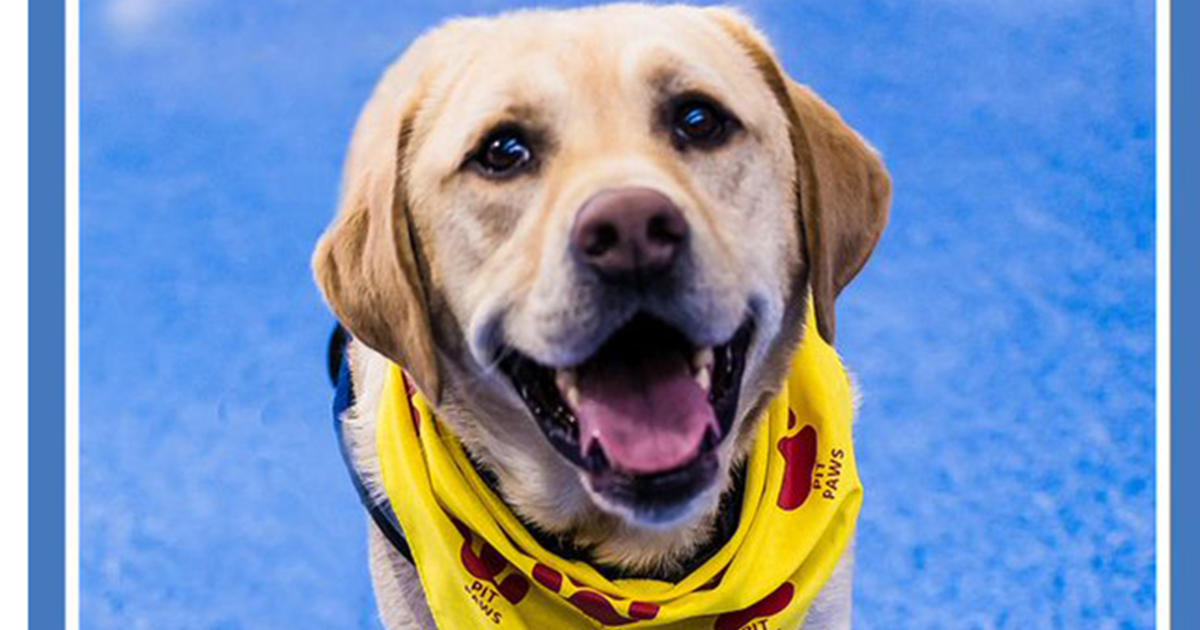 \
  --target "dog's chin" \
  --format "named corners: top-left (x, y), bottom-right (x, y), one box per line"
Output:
top-left (497, 311), bottom-right (754, 530)
top-left (577, 453), bottom-right (727, 529)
